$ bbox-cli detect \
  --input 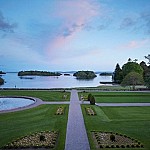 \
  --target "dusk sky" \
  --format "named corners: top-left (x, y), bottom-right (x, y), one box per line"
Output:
top-left (0, 0), bottom-right (150, 72)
